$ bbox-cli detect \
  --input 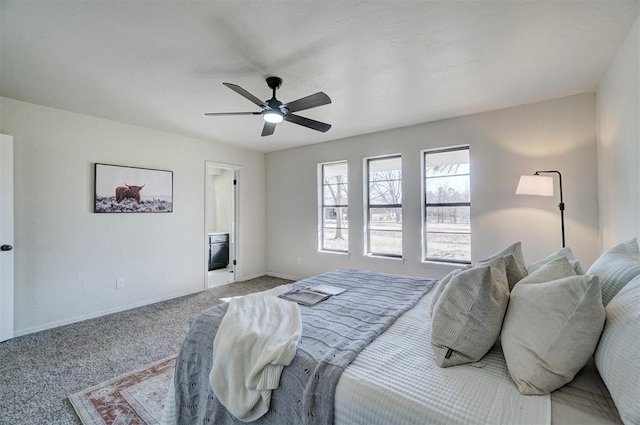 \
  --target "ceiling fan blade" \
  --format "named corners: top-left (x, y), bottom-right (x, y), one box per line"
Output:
top-left (284, 114), bottom-right (331, 132)
top-left (261, 122), bottom-right (276, 137)
top-left (282, 92), bottom-right (331, 113)
top-left (204, 112), bottom-right (262, 116)
top-left (223, 82), bottom-right (267, 108)
top-left (205, 112), bottom-right (262, 117)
